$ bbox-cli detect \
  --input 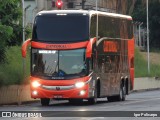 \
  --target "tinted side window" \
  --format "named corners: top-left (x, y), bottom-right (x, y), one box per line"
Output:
top-left (128, 20), bottom-right (133, 39)
top-left (90, 15), bottom-right (97, 38)
top-left (98, 15), bottom-right (119, 38)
